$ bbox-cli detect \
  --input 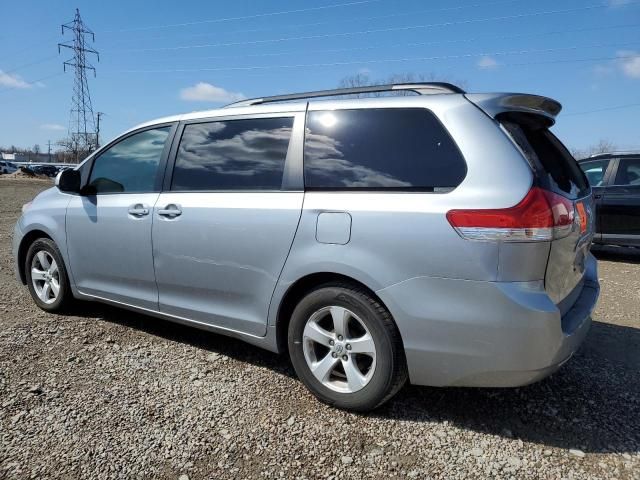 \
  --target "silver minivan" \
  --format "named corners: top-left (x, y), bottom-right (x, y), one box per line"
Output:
top-left (13, 83), bottom-right (599, 411)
